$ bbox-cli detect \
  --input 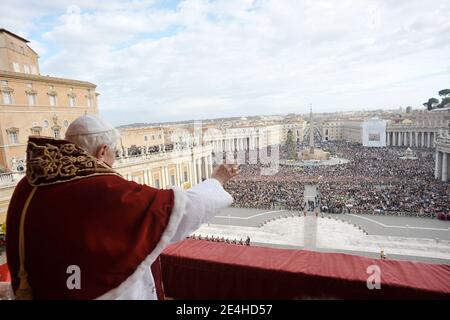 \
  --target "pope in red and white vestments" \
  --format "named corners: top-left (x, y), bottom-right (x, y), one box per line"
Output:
top-left (6, 136), bottom-right (233, 299)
